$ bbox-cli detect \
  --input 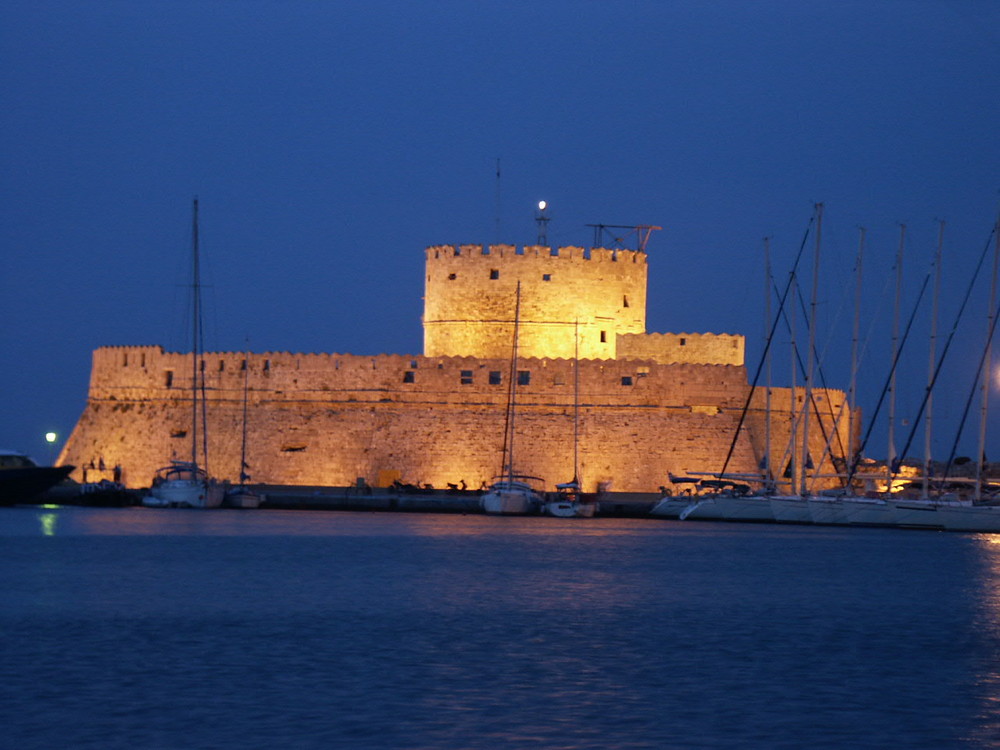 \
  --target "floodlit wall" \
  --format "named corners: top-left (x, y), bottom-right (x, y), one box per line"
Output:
top-left (423, 244), bottom-right (648, 360)
top-left (61, 345), bottom-right (788, 492)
